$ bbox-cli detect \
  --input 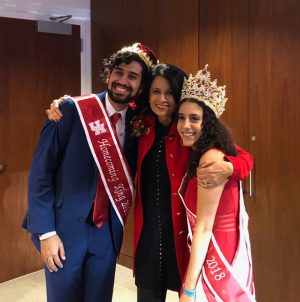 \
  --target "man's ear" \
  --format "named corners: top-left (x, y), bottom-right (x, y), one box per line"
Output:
top-left (104, 69), bottom-right (112, 84)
